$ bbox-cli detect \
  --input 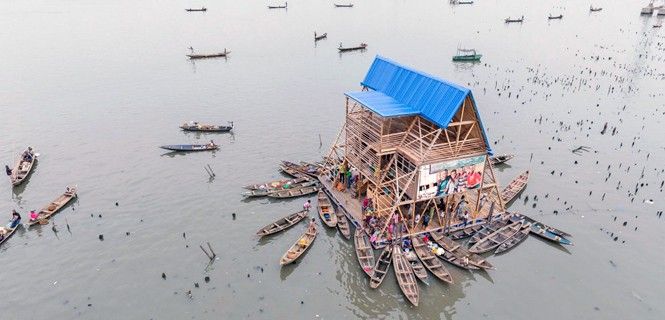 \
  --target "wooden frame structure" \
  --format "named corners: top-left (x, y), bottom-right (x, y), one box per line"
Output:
top-left (321, 61), bottom-right (505, 241)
